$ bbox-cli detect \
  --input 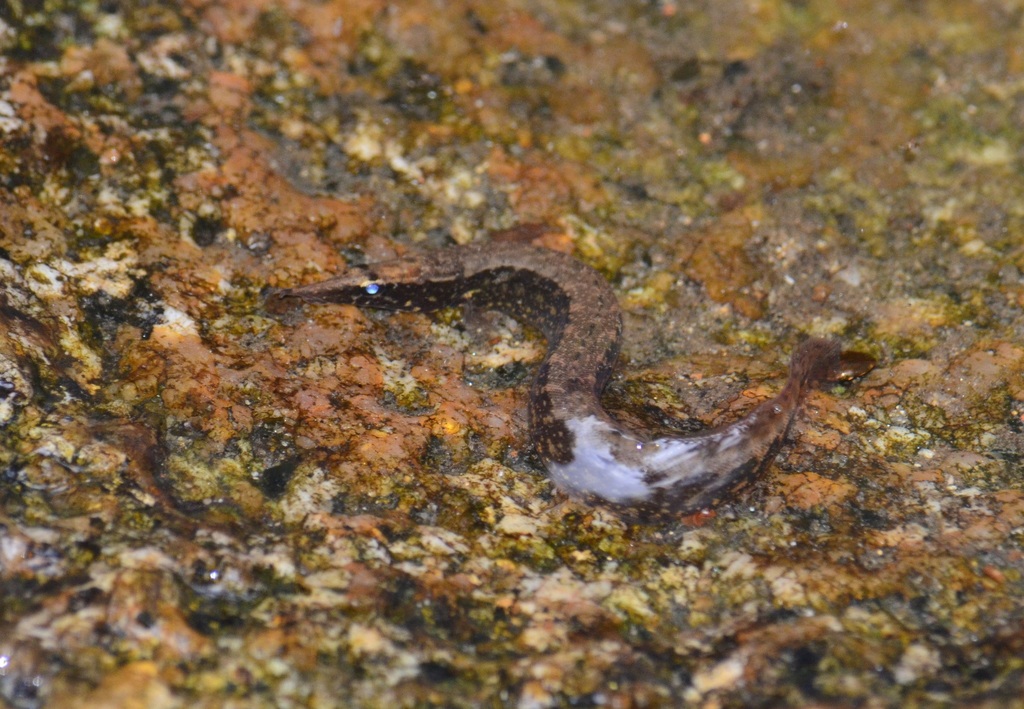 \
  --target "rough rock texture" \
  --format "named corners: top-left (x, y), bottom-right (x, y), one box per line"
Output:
top-left (1, 1), bottom-right (1023, 707)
